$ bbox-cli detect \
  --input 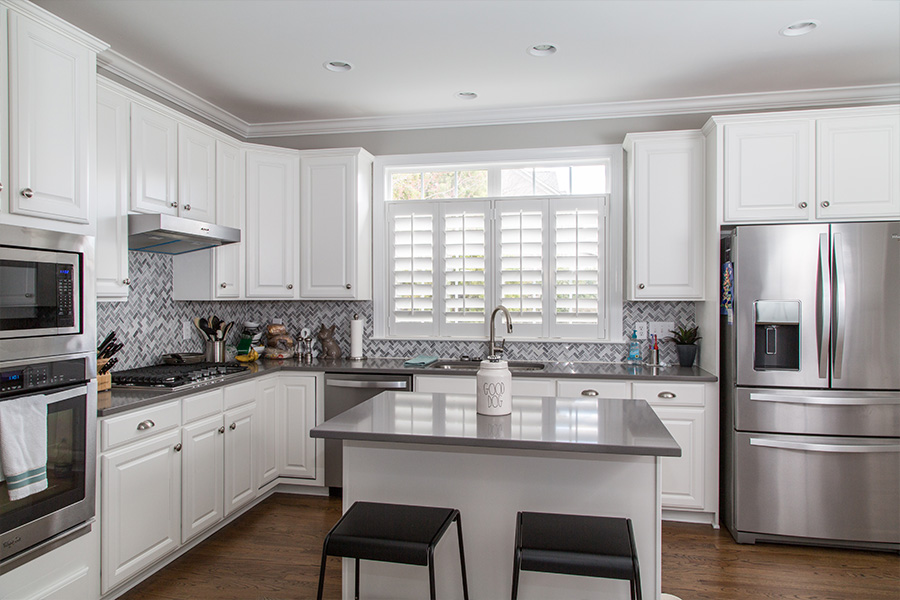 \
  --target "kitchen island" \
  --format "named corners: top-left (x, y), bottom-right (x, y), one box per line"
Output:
top-left (311, 391), bottom-right (680, 600)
